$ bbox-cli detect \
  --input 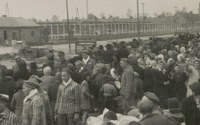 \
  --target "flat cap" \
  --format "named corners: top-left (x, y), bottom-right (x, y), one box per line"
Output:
top-left (144, 92), bottom-right (159, 104)
top-left (81, 49), bottom-right (90, 55)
